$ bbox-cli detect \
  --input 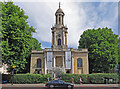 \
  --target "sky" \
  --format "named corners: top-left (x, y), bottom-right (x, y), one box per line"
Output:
top-left (1, 0), bottom-right (119, 48)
